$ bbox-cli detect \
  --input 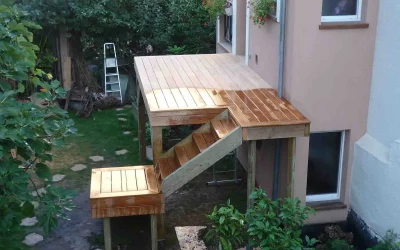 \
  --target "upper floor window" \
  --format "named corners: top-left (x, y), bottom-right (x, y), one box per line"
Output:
top-left (321, 0), bottom-right (363, 22)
